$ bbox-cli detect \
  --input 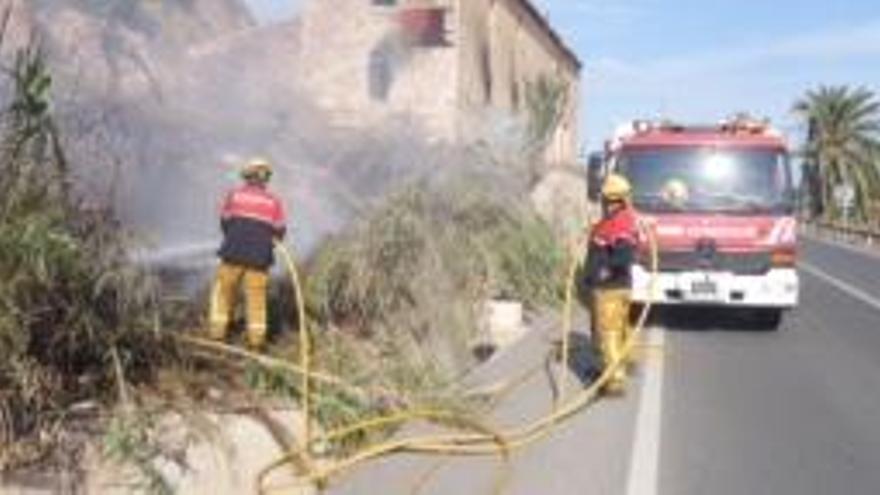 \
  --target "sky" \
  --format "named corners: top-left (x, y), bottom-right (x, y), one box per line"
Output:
top-left (246, 0), bottom-right (880, 151)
